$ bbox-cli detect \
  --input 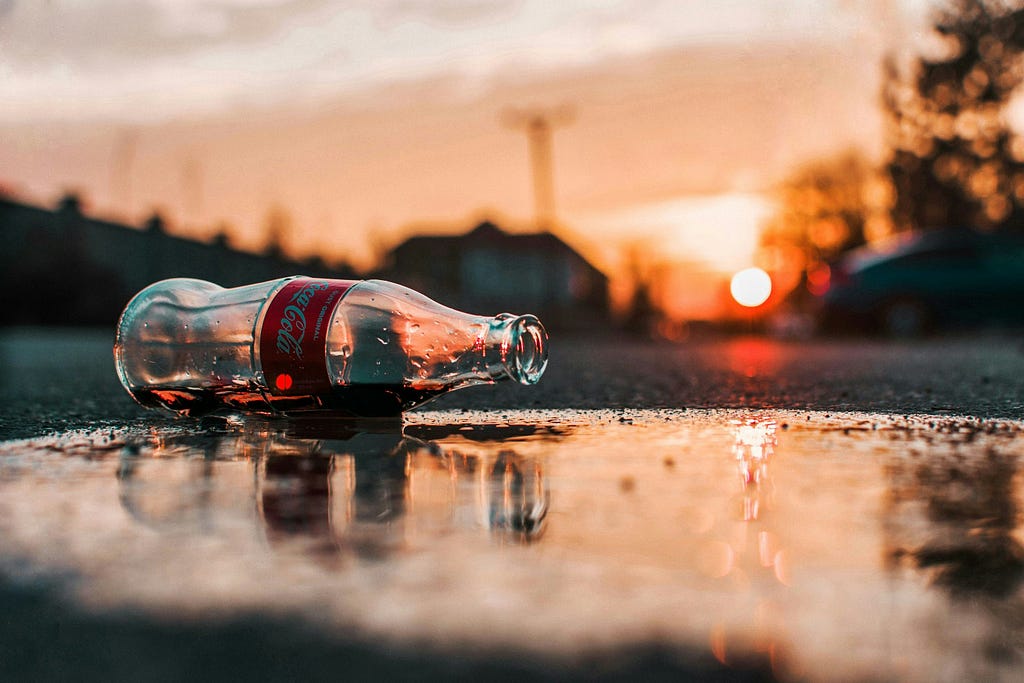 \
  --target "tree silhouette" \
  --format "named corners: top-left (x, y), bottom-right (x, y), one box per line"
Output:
top-left (619, 242), bottom-right (662, 336)
top-left (210, 222), bottom-right (233, 249)
top-left (761, 151), bottom-right (889, 265)
top-left (262, 205), bottom-right (292, 260)
top-left (757, 150), bottom-right (892, 312)
top-left (884, 0), bottom-right (1024, 233)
